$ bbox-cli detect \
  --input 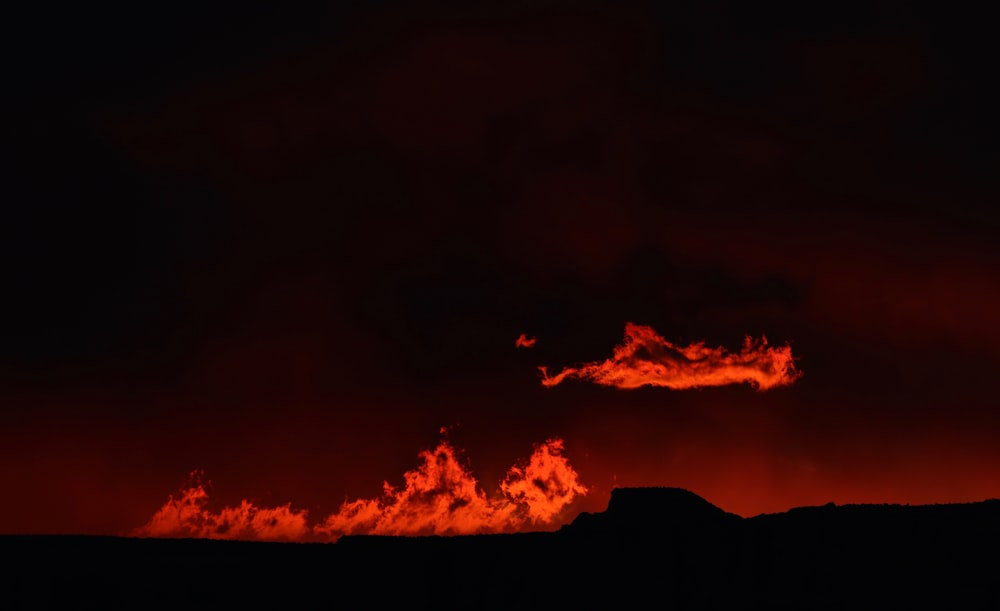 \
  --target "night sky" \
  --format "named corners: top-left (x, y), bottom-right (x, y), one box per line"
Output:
top-left (4, 1), bottom-right (1000, 536)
